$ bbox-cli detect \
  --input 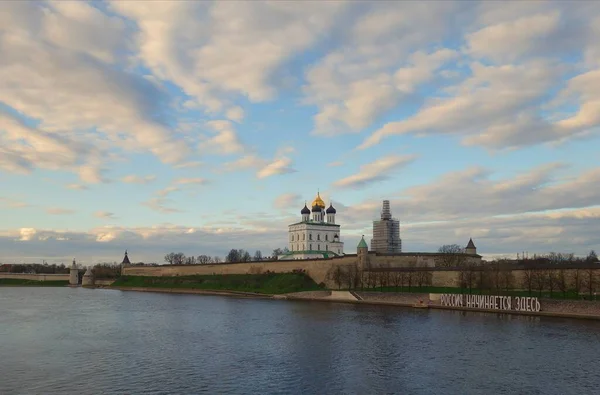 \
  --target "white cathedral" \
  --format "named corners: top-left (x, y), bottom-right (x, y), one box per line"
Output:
top-left (278, 192), bottom-right (344, 260)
